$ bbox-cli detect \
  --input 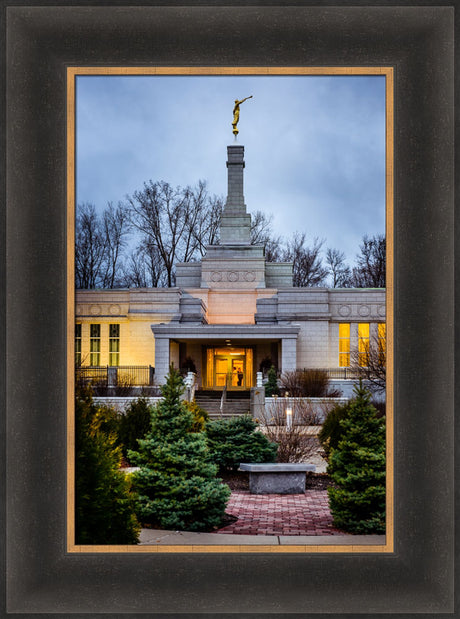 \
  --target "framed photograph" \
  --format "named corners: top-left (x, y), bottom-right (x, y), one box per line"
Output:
top-left (69, 66), bottom-right (392, 554)
top-left (4, 4), bottom-right (455, 615)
